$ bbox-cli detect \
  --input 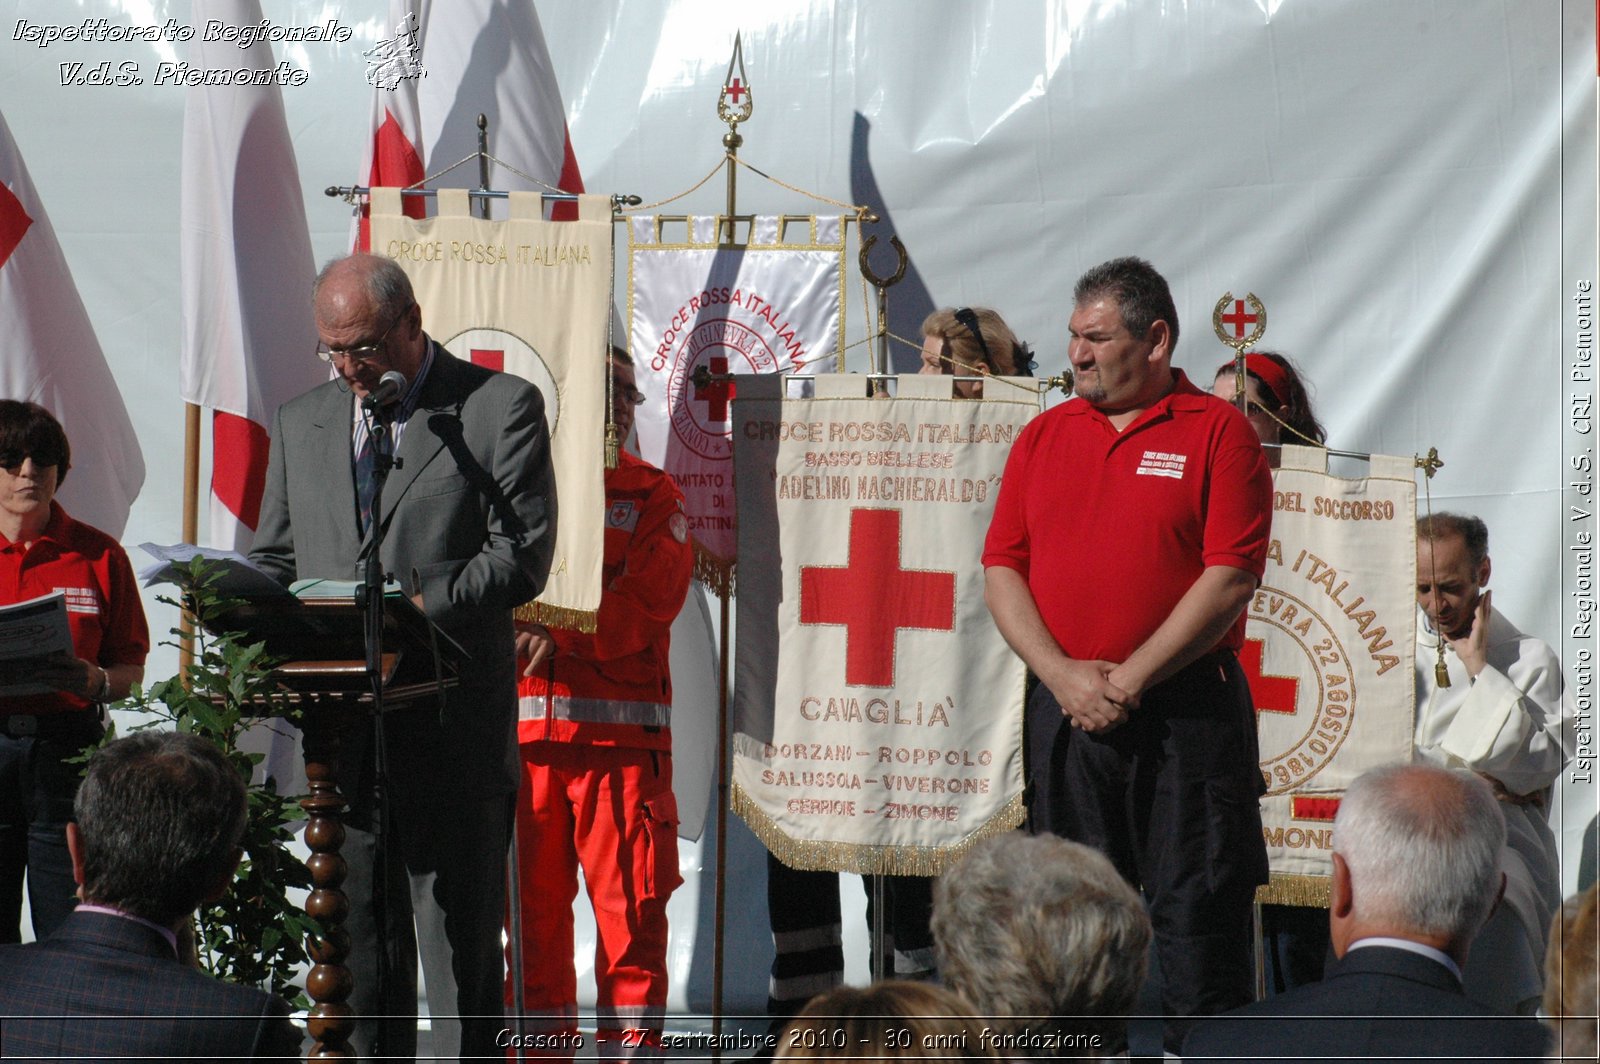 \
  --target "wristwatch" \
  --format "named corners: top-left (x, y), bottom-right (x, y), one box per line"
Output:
top-left (92, 666), bottom-right (112, 703)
